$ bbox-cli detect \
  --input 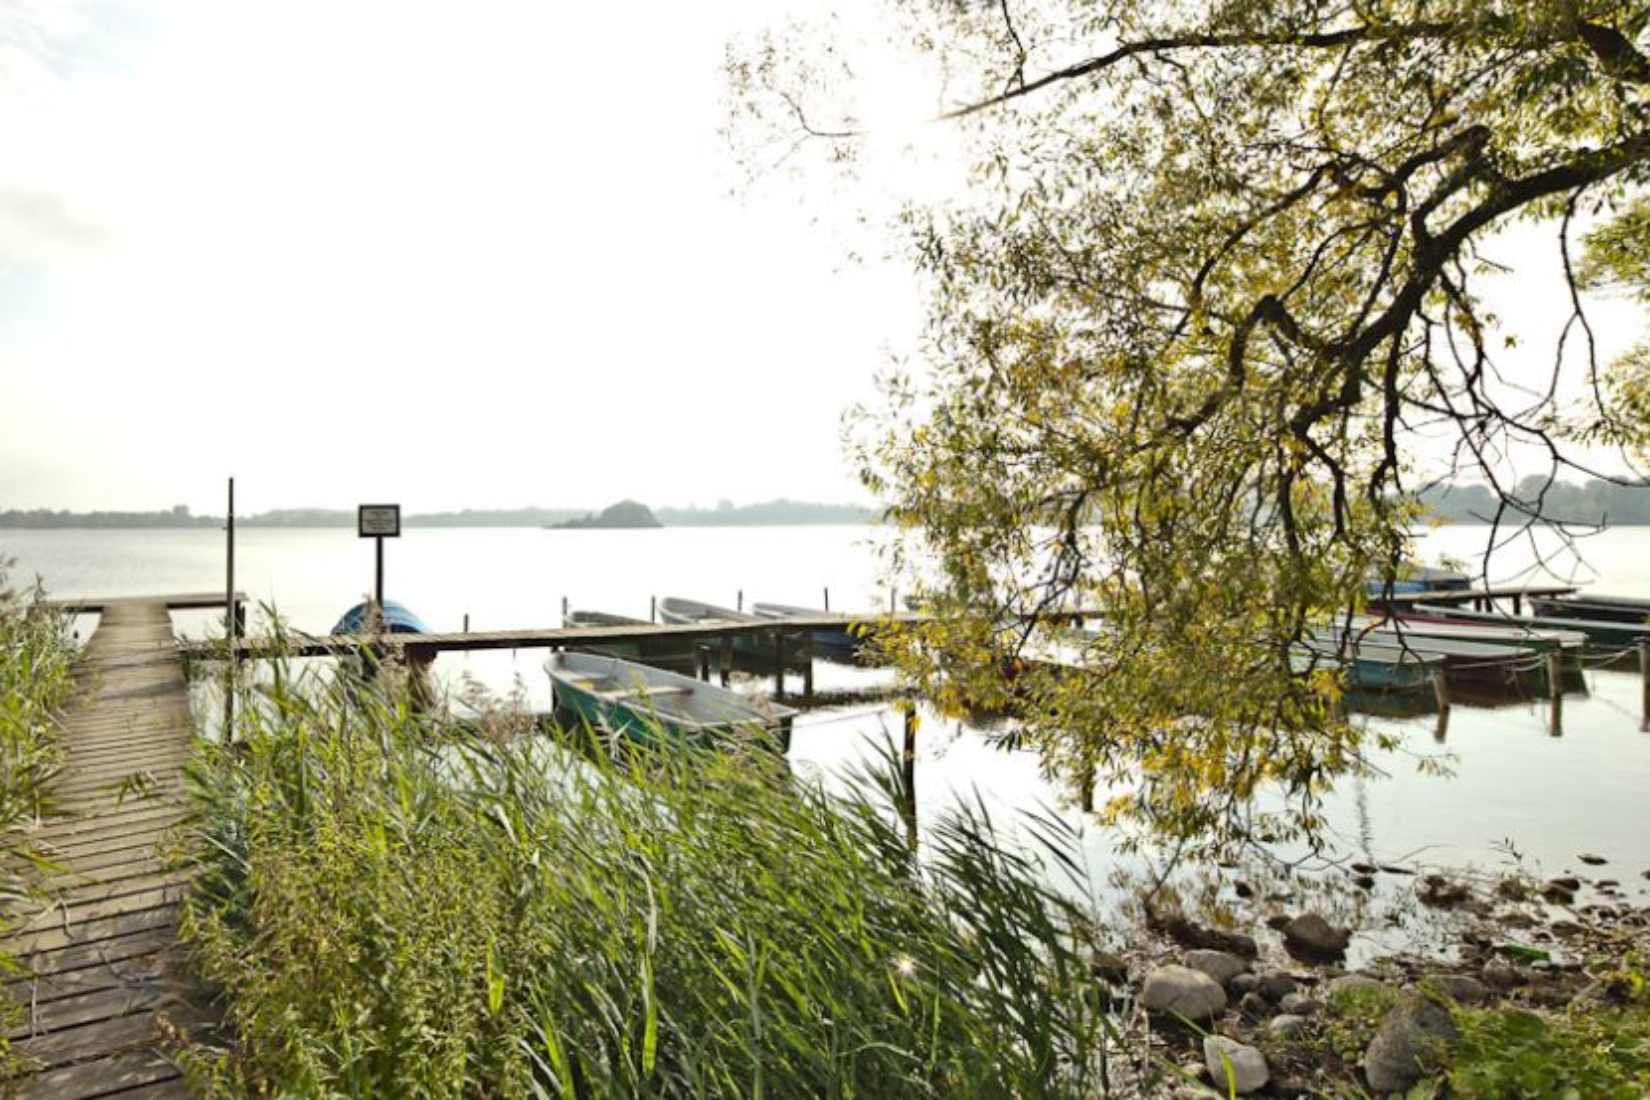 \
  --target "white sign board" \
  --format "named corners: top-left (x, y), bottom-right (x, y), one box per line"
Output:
top-left (358, 504), bottom-right (401, 538)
